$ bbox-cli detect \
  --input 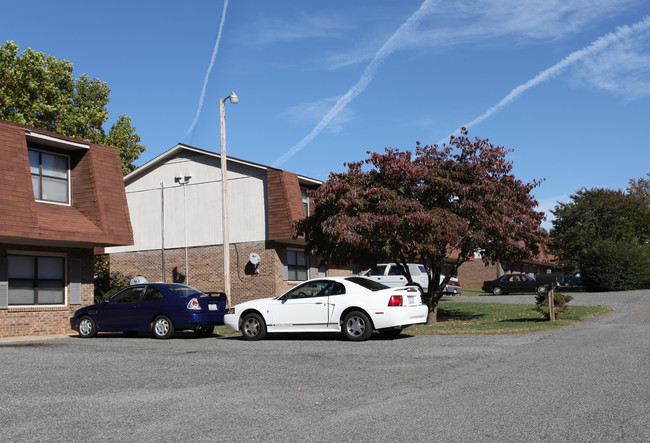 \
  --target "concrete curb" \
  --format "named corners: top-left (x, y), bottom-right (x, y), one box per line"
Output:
top-left (0, 333), bottom-right (73, 344)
